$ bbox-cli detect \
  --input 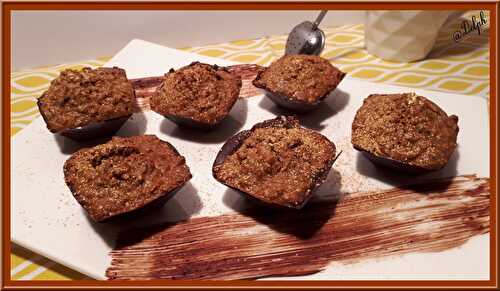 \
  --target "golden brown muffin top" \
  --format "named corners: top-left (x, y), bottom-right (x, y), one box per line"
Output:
top-left (150, 62), bottom-right (242, 125)
top-left (37, 67), bottom-right (135, 133)
top-left (64, 135), bottom-right (191, 222)
top-left (352, 93), bottom-right (459, 170)
top-left (214, 116), bottom-right (336, 208)
top-left (252, 55), bottom-right (345, 104)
